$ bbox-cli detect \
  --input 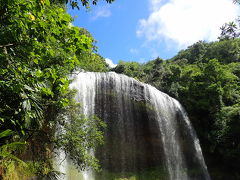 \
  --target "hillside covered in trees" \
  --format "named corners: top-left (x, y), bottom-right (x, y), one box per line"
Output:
top-left (112, 38), bottom-right (240, 180)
